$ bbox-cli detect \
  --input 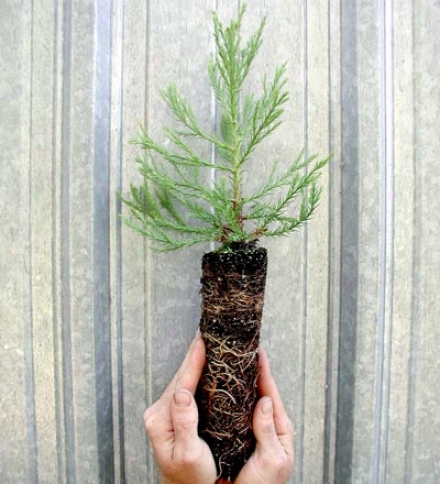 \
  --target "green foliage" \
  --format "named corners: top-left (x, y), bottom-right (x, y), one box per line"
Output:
top-left (120, 5), bottom-right (330, 252)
